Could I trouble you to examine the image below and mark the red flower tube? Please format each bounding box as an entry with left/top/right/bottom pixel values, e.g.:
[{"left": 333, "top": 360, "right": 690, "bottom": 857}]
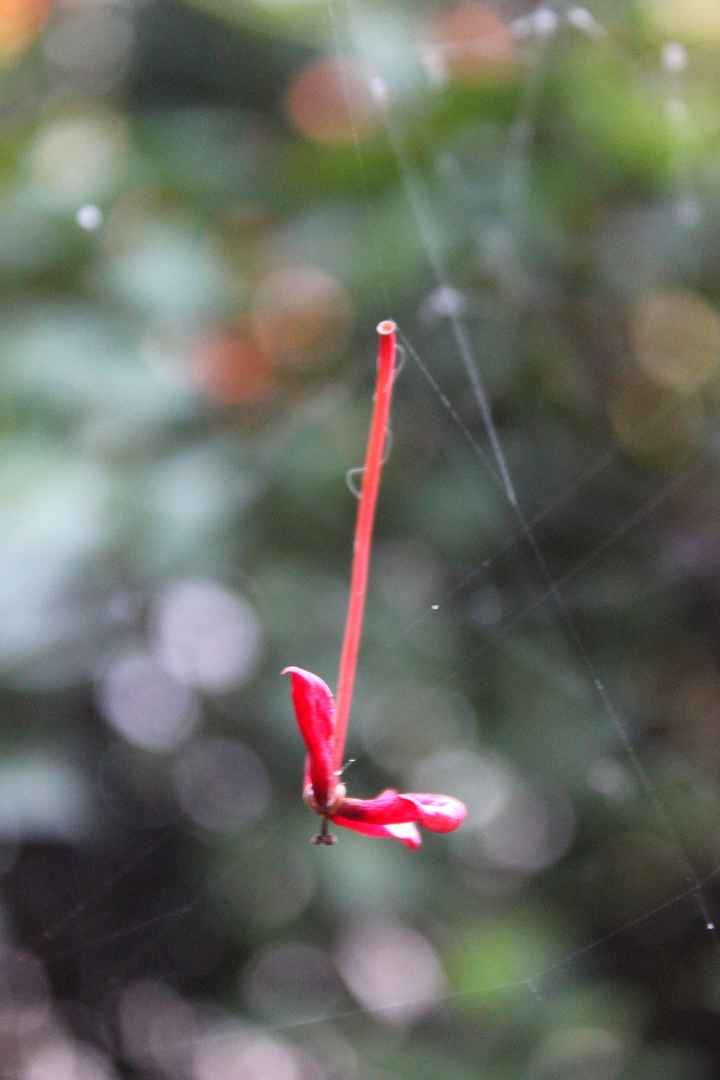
[
  {"left": 283, "top": 666, "right": 466, "bottom": 848},
  {"left": 284, "top": 322, "right": 466, "bottom": 848}
]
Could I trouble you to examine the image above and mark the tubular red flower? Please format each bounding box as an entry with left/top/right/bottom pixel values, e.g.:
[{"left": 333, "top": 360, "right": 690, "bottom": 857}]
[
  {"left": 283, "top": 667, "right": 466, "bottom": 847},
  {"left": 284, "top": 321, "right": 466, "bottom": 847}
]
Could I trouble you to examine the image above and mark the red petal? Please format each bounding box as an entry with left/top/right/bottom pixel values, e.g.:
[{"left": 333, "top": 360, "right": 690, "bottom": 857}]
[
  {"left": 335, "top": 789, "right": 466, "bottom": 834},
  {"left": 332, "top": 816, "right": 422, "bottom": 850},
  {"left": 333, "top": 789, "right": 417, "bottom": 824},
  {"left": 400, "top": 794, "right": 467, "bottom": 833},
  {"left": 283, "top": 667, "right": 335, "bottom": 807}
]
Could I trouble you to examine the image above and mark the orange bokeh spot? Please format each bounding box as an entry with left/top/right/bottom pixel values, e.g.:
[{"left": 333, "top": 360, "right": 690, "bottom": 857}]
[
  {"left": 192, "top": 331, "right": 278, "bottom": 407},
  {"left": 0, "top": 0, "right": 49, "bottom": 58},
  {"left": 422, "top": 2, "right": 515, "bottom": 85},
  {"left": 251, "top": 264, "right": 351, "bottom": 369},
  {"left": 631, "top": 289, "right": 720, "bottom": 393},
  {"left": 285, "top": 57, "right": 381, "bottom": 146}
]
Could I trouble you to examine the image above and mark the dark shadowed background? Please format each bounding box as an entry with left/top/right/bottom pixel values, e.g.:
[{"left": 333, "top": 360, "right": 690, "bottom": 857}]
[{"left": 2, "top": 0, "right": 720, "bottom": 1077}]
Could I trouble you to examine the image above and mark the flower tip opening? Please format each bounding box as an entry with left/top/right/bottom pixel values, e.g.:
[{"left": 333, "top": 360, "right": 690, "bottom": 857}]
[{"left": 376, "top": 319, "right": 396, "bottom": 336}]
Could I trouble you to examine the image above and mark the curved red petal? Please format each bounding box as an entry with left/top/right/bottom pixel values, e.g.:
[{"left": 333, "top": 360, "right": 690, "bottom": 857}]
[
  {"left": 332, "top": 815, "right": 422, "bottom": 850},
  {"left": 401, "top": 794, "right": 467, "bottom": 833},
  {"left": 333, "top": 789, "right": 417, "bottom": 824},
  {"left": 335, "top": 789, "right": 466, "bottom": 834},
  {"left": 283, "top": 667, "right": 335, "bottom": 806}
]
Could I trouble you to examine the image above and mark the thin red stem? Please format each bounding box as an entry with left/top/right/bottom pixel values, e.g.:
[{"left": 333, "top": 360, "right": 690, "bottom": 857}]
[{"left": 332, "top": 320, "right": 397, "bottom": 771}]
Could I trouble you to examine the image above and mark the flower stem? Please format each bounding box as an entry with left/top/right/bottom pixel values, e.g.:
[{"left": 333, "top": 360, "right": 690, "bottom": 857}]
[{"left": 332, "top": 320, "right": 397, "bottom": 772}]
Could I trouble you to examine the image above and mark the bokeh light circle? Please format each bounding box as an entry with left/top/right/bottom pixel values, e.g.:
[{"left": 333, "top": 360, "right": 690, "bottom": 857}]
[
  {"left": 421, "top": 2, "right": 515, "bottom": 85},
  {"left": 631, "top": 289, "right": 720, "bottom": 391},
  {"left": 153, "top": 580, "right": 262, "bottom": 693},
  {"left": 173, "top": 737, "right": 271, "bottom": 832},
  {"left": 96, "top": 649, "right": 200, "bottom": 752},
  {"left": 285, "top": 57, "right": 381, "bottom": 145},
  {"left": 192, "top": 331, "right": 277, "bottom": 406},
  {"left": 193, "top": 1021, "right": 299, "bottom": 1080},
  {"left": 337, "top": 921, "right": 445, "bottom": 1026},
  {"left": 250, "top": 263, "right": 351, "bottom": 369},
  {"left": 242, "top": 942, "right": 343, "bottom": 1022}
]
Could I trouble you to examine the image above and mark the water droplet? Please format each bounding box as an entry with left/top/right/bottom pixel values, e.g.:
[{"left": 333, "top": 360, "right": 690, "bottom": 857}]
[
  {"left": 534, "top": 7, "right": 558, "bottom": 37},
  {"left": 662, "top": 42, "right": 688, "bottom": 74},
  {"left": 369, "top": 76, "right": 388, "bottom": 105},
  {"left": 567, "top": 7, "right": 604, "bottom": 37},
  {"left": 76, "top": 204, "right": 102, "bottom": 230}
]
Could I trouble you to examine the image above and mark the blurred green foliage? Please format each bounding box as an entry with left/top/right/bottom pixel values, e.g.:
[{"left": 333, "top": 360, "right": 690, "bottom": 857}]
[{"left": 1, "top": 0, "right": 720, "bottom": 1077}]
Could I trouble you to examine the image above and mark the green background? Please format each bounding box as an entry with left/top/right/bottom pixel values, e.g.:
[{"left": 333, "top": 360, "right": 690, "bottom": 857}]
[{"left": 1, "top": 0, "right": 720, "bottom": 1077}]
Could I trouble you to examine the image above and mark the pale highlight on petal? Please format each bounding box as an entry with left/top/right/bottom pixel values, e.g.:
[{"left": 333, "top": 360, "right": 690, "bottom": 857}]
[
  {"left": 383, "top": 822, "right": 423, "bottom": 849},
  {"left": 332, "top": 816, "right": 422, "bottom": 850}
]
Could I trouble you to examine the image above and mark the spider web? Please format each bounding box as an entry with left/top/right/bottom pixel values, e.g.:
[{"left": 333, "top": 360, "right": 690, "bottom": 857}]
[
  {"left": 333, "top": 0, "right": 717, "bottom": 901},
  {"left": 246, "top": 0, "right": 720, "bottom": 1059},
  {"left": 6, "top": 3, "right": 720, "bottom": 1079}
]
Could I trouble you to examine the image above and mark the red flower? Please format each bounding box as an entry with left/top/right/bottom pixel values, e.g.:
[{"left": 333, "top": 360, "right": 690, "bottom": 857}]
[
  {"left": 284, "top": 666, "right": 466, "bottom": 849},
  {"left": 284, "top": 321, "right": 466, "bottom": 848}
]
